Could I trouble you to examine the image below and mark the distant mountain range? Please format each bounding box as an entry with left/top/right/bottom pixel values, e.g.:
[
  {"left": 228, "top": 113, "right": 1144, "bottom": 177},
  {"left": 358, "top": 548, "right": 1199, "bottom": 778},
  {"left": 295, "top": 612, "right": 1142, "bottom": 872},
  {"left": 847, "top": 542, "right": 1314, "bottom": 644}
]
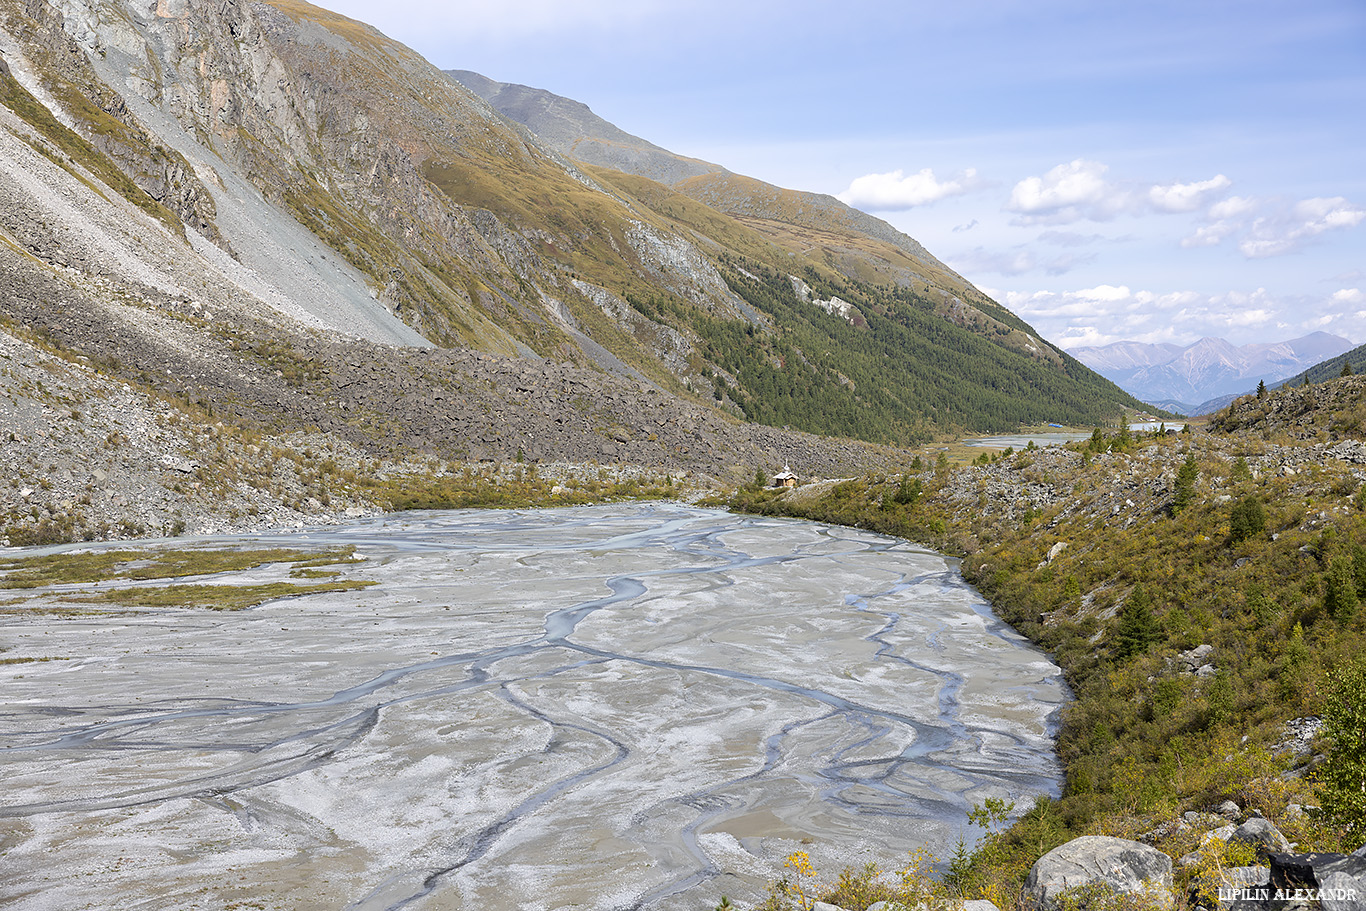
[{"left": 1069, "top": 332, "right": 1355, "bottom": 414}]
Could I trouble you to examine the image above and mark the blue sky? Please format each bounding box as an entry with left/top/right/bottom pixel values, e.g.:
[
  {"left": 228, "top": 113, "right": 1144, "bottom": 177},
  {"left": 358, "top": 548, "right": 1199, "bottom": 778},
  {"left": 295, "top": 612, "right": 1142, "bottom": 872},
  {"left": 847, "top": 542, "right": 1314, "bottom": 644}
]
[{"left": 322, "top": 0, "right": 1366, "bottom": 351}]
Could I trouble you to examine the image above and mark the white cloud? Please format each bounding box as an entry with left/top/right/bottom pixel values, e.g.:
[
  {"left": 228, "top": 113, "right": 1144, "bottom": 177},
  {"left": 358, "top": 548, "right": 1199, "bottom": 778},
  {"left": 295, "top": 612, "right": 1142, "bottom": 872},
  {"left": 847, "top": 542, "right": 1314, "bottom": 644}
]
[
  {"left": 1225, "top": 308, "right": 1276, "bottom": 327},
  {"left": 1006, "top": 159, "right": 1127, "bottom": 225},
  {"left": 1208, "top": 195, "right": 1258, "bottom": 220},
  {"left": 1078, "top": 284, "right": 1132, "bottom": 302},
  {"left": 1237, "top": 233, "right": 1298, "bottom": 259},
  {"left": 1333, "top": 288, "right": 1364, "bottom": 304},
  {"left": 1007, "top": 162, "right": 1236, "bottom": 225},
  {"left": 1148, "top": 175, "right": 1232, "bottom": 213},
  {"left": 1044, "top": 252, "right": 1097, "bottom": 275},
  {"left": 1295, "top": 196, "right": 1366, "bottom": 232},
  {"left": 949, "top": 247, "right": 1038, "bottom": 276},
  {"left": 838, "top": 167, "right": 981, "bottom": 210},
  {"left": 949, "top": 245, "right": 1095, "bottom": 278},
  {"left": 1190, "top": 195, "right": 1365, "bottom": 258},
  {"left": 1037, "top": 230, "right": 1108, "bottom": 247},
  {"left": 1181, "top": 222, "right": 1236, "bottom": 248},
  {"left": 996, "top": 285, "right": 1341, "bottom": 348}
]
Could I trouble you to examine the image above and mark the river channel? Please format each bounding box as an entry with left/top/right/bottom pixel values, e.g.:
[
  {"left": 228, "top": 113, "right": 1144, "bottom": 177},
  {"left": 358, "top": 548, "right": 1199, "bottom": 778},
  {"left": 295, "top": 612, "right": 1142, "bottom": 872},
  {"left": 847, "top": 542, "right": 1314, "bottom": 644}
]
[{"left": 0, "top": 504, "right": 1065, "bottom": 910}]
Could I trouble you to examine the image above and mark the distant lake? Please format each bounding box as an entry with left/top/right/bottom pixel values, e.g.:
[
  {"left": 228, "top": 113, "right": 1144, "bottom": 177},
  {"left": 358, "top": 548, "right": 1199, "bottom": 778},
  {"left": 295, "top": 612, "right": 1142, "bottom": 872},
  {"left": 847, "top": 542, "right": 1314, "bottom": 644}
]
[
  {"left": 965, "top": 421, "right": 1176, "bottom": 450},
  {"left": 0, "top": 505, "right": 1065, "bottom": 911},
  {"left": 962, "top": 430, "right": 1092, "bottom": 449}
]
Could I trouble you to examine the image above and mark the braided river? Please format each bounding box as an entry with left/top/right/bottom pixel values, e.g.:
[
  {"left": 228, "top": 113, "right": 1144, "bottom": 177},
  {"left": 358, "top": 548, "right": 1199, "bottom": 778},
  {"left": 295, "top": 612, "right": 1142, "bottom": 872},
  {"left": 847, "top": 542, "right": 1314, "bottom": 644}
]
[{"left": 0, "top": 504, "right": 1065, "bottom": 910}]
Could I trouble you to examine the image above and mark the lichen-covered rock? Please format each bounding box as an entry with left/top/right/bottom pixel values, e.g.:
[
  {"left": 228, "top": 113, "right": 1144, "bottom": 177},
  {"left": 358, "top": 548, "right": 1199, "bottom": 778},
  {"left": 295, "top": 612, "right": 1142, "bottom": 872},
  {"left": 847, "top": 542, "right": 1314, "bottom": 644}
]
[{"left": 1022, "top": 835, "right": 1173, "bottom": 910}]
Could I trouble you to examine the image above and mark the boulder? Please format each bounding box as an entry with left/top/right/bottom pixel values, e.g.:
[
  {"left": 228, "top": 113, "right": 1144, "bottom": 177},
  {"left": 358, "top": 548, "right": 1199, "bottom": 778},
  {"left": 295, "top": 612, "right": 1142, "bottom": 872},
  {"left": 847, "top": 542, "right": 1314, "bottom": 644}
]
[
  {"left": 963, "top": 901, "right": 1002, "bottom": 911},
  {"left": 1210, "top": 866, "right": 1271, "bottom": 911},
  {"left": 1319, "top": 871, "right": 1366, "bottom": 911},
  {"left": 1230, "top": 818, "right": 1292, "bottom": 858},
  {"left": 1023, "top": 835, "right": 1173, "bottom": 910},
  {"left": 1270, "top": 851, "right": 1366, "bottom": 908}
]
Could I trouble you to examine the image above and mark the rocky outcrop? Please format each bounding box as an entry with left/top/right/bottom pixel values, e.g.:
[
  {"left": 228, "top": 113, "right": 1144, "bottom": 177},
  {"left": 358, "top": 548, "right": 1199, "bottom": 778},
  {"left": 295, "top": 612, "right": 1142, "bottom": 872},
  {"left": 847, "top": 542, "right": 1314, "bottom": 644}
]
[
  {"left": 1022, "top": 835, "right": 1174, "bottom": 910},
  {"left": 1174, "top": 643, "right": 1217, "bottom": 678},
  {"left": 1261, "top": 851, "right": 1366, "bottom": 911}
]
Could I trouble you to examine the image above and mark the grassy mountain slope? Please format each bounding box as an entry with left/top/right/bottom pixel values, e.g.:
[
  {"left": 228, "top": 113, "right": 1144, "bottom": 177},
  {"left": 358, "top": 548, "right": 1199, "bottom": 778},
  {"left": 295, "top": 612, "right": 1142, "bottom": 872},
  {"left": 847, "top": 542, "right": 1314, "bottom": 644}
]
[{"left": 448, "top": 70, "right": 1146, "bottom": 440}]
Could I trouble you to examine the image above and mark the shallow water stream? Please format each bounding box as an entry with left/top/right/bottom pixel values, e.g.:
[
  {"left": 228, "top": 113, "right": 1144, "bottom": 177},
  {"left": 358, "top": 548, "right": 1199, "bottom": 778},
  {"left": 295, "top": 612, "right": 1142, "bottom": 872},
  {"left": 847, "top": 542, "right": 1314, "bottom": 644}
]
[{"left": 0, "top": 504, "right": 1064, "bottom": 910}]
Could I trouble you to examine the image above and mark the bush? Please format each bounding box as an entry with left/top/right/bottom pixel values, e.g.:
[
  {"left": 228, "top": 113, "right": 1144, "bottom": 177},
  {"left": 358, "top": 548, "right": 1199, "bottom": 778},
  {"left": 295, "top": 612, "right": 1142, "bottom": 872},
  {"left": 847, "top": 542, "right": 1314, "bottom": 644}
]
[
  {"left": 1229, "top": 495, "right": 1266, "bottom": 543},
  {"left": 1319, "top": 658, "right": 1366, "bottom": 843}
]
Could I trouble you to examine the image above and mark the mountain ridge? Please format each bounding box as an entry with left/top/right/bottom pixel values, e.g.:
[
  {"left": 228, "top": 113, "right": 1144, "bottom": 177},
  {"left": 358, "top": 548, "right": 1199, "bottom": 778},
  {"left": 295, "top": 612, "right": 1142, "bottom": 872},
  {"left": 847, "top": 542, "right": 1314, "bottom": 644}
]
[
  {"left": 446, "top": 70, "right": 969, "bottom": 292},
  {"left": 1070, "top": 331, "right": 1354, "bottom": 413}
]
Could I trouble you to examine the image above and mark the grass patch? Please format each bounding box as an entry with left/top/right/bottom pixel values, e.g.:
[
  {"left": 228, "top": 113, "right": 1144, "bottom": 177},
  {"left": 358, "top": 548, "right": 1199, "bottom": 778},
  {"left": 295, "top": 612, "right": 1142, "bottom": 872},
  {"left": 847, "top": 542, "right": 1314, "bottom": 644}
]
[
  {"left": 0, "top": 547, "right": 360, "bottom": 589},
  {"left": 0, "top": 70, "right": 182, "bottom": 234},
  {"left": 289, "top": 567, "right": 341, "bottom": 579},
  {"left": 72, "top": 580, "right": 376, "bottom": 611},
  {"left": 358, "top": 469, "right": 680, "bottom": 511}
]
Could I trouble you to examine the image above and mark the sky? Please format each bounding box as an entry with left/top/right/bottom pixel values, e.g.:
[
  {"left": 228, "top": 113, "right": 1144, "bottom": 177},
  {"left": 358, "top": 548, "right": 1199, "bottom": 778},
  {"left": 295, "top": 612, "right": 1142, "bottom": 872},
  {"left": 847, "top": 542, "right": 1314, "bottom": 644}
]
[{"left": 320, "top": 0, "right": 1366, "bottom": 352}]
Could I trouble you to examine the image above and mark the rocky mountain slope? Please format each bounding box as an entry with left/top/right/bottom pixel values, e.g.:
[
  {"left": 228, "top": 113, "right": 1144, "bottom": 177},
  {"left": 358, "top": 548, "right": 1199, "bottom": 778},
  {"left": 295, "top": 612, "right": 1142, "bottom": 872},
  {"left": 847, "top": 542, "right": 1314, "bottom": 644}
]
[
  {"left": 1, "top": 0, "right": 1137, "bottom": 543},
  {"left": 448, "top": 69, "right": 1035, "bottom": 341},
  {"left": 1071, "top": 331, "right": 1354, "bottom": 414}
]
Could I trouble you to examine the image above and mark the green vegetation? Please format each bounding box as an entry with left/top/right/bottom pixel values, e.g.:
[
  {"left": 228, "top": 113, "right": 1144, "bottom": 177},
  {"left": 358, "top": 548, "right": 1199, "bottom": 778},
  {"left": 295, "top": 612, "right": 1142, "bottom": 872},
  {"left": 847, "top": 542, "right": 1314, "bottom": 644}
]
[
  {"left": 72, "top": 579, "right": 374, "bottom": 610},
  {"left": 727, "top": 379, "right": 1366, "bottom": 904},
  {"left": 1283, "top": 342, "right": 1366, "bottom": 386},
  {"left": 1171, "top": 452, "right": 1198, "bottom": 515},
  {"left": 1320, "top": 658, "right": 1366, "bottom": 843},
  {"left": 756, "top": 849, "right": 947, "bottom": 911},
  {"left": 357, "top": 464, "right": 680, "bottom": 511},
  {"left": 628, "top": 259, "right": 1137, "bottom": 446},
  {"left": 0, "top": 545, "right": 375, "bottom": 612},
  {"left": 0, "top": 547, "right": 359, "bottom": 589}
]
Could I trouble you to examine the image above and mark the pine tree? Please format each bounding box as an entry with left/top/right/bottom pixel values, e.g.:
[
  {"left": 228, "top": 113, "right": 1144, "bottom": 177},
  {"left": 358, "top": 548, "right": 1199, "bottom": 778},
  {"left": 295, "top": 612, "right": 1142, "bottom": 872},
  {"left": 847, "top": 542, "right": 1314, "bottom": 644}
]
[{"left": 1257, "top": 379, "right": 1267, "bottom": 399}]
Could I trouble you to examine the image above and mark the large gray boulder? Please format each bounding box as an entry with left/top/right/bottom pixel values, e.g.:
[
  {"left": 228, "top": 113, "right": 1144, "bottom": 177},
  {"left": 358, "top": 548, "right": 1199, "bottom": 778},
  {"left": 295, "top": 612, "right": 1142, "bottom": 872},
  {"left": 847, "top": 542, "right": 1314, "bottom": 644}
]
[
  {"left": 1270, "top": 851, "right": 1366, "bottom": 911},
  {"left": 1230, "top": 818, "right": 1292, "bottom": 858},
  {"left": 1023, "top": 835, "right": 1174, "bottom": 910}
]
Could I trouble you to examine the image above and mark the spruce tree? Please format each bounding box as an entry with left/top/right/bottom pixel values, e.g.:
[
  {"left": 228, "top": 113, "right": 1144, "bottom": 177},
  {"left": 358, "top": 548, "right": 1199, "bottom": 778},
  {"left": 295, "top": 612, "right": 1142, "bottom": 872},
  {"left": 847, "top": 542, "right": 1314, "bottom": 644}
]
[
  {"left": 1115, "top": 584, "right": 1160, "bottom": 659},
  {"left": 1229, "top": 495, "right": 1266, "bottom": 542},
  {"left": 1172, "top": 453, "right": 1198, "bottom": 516}
]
